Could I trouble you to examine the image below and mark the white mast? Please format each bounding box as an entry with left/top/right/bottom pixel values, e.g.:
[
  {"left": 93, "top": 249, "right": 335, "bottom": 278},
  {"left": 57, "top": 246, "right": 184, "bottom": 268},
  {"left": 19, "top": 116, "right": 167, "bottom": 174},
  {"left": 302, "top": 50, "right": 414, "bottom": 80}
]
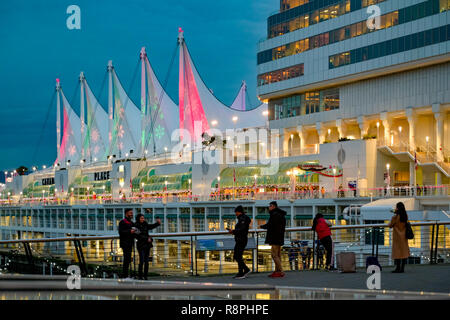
[
  {"left": 56, "top": 79, "right": 61, "bottom": 163},
  {"left": 79, "top": 71, "right": 85, "bottom": 161},
  {"left": 140, "top": 47, "right": 146, "bottom": 157},
  {"left": 107, "top": 60, "right": 113, "bottom": 157}
]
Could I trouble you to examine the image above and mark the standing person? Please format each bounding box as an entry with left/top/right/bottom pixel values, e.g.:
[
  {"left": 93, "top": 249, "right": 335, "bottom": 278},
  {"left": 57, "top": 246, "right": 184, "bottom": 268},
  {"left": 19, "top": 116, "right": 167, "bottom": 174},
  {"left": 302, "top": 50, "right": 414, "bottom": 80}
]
[
  {"left": 134, "top": 213, "right": 161, "bottom": 280},
  {"left": 312, "top": 213, "right": 335, "bottom": 271},
  {"left": 388, "top": 202, "right": 410, "bottom": 273},
  {"left": 262, "top": 201, "right": 286, "bottom": 278},
  {"left": 227, "top": 205, "right": 252, "bottom": 279},
  {"left": 118, "top": 208, "right": 136, "bottom": 279},
  {"left": 321, "top": 186, "right": 326, "bottom": 198}
]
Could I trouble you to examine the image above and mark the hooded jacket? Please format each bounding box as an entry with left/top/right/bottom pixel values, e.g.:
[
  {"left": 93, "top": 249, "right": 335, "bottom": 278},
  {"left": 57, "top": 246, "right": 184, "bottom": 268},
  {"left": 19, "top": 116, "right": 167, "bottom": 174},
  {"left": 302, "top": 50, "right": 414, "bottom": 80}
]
[
  {"left": 232, "top": 213, "right": 251, "bottom": 244},
  {"left": 261, "top": 207, "right": 287, "bottom": 245}
]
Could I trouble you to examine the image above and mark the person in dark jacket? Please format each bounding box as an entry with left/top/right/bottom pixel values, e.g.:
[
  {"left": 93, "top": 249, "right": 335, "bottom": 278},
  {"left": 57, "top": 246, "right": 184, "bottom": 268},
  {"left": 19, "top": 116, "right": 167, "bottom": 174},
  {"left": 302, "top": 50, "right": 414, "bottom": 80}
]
[
  {"left": 227, "top": 205, "right": 252, "bottom": 279},
  {"left": 118, "top": 208, "right": 136, "bottom": 279},
  {"left": 134, "top": 213, "right": 161, "bottom": 280},
  {"left": 261, "top": 201, "right": 286, "bottom": 277}
]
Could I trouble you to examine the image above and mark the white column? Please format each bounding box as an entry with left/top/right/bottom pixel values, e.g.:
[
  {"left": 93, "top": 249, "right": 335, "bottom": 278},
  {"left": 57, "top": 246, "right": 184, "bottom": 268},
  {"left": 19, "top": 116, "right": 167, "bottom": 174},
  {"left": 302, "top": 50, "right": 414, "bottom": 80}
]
[
  {"left": 297, "top": 126, "right": 305, "bottom": 154},
  {"left": 380, "top": 112, "right": 390, "bottom": 146},
  {"left": 434, "top": 111, "right": 444, "bottom": 162},
  {"left": 204, "top": 251, "right": 209, "bottom": 273},
  {"left": 316, "top": 122, "right": 326, "bottom": 144},
  {"left": 335, "top": 119, "right": 343, "bottom": 140},
  {"left": 281, "top": 131, "right": 288, "bottom": 157},
  {"left": 219, "top": 251, "right": 224, "bottom": 274},
  {"left": 406, "top": 107, "right": 415, "bottom": 152},
  {"left": 357, "top": 115, "right": 368, "bottom": 138}
]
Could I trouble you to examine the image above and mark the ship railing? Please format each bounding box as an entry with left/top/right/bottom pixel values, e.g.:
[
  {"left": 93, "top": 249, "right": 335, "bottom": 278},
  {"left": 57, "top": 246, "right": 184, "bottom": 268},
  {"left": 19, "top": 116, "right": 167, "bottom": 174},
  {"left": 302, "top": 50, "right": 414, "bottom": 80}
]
[{"left": 0, "top": 221, "right": 448, "bottom": 277}]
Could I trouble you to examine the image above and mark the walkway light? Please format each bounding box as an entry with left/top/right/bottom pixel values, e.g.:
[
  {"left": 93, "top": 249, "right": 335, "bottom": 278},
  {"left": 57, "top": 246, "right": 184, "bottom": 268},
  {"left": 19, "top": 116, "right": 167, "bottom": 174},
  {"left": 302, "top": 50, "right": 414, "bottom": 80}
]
[
  {"left": 217, "top": 176, "right": 220, "bottom": 182},
  {"left": 386, "top": 163, "right": 390, "bottom": 170},
  {"left": 328, "top": 128, "right": 331, "bottom": 135},
  {"left": 398, "top": 126, "right": 402, "bottom": 134},
  {"left": 425, "top": 136, "right": 429, "bottom": 142},
  {"left": 232, "top": 116, "right": 238, "bottom": 122},
  {"left": 376, "top": 122, "right": 380, "bottom": 128},
  {"left": 43, "top": 165, "right": 46, "bottom": 169},
  {"left": 211, "top": 120, "right": 218, "bottom": 126}
]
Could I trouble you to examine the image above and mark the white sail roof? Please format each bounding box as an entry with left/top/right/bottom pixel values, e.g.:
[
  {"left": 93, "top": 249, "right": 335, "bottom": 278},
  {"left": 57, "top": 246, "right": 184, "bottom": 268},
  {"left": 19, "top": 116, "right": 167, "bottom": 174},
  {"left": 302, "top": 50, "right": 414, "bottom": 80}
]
[
  {"left": 181, "top": 41, "right": 268, "bottom": 132},
  {"left": 58, "top": 89, "right": 82, "bottom": 165}
]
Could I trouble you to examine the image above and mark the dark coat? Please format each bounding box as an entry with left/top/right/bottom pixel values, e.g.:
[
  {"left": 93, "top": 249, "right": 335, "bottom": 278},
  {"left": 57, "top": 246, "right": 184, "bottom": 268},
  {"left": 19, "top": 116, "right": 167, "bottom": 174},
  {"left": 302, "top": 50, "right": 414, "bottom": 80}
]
[
  {"left": 232, "top": 213, "right": 251, "bottom": 244},
  {"left": 261, "top": 207, "right": 286, "bottom": 245},
  {"left": 118, "top": 218, "right": 135, "bottom": 249},
  {"left": 134, "top": 221, "right": 161, "bottom": 250}
]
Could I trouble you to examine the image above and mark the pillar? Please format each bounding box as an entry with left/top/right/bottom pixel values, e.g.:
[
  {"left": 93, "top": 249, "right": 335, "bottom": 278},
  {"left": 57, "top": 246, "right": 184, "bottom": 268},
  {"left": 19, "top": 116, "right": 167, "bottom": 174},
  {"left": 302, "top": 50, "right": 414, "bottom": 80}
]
[
  {"left": 357, "top": 116, "right": 368, "bottom": 138},
  {"left": 406, "top": 107, "right": 415, "bottom": 152},
  {"left": 204, "top": 251, "right": 209, "bottom": 273},
  {"left": 316, "top": 122, "right": 326, "bottom": 144},
  {"left": 152, "top": 244, "right": 157, "bottom": 266},
  {"left": 281, "top": 131, "right": 289, "bottom": 157},
  {"left": 409, "top": 162, "right": 415, "bottom": 190},
  {"left": 163, "top": 240, "right": 169, "bottom": 268},
  {"left": 433, "top": 107, "right": 443, "bottom": 162},
  {"left": 219, "top": 251, "right": 224, "bottom": 274},
  {"left": 297, "top": 125, "right": 305, "bottom": 154},
  {"left": 177, "top": 240, "right": 182, "bottom": 268},
  {"left": 380, "top": 112, "right": 390, "bottom": 146},
  {"left": 335, "top": 119, "right": 343, "bottom": 140}
]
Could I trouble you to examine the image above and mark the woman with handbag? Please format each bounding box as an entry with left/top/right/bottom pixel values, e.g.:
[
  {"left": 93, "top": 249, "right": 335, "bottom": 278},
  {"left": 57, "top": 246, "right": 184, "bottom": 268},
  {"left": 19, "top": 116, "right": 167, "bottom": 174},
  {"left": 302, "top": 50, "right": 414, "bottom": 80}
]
[
  {"left": 134, "top": 213, "right": 161, "bottom": 280},
  {"left": 388, "top": 202, "right": 411, "bottom": 273}
]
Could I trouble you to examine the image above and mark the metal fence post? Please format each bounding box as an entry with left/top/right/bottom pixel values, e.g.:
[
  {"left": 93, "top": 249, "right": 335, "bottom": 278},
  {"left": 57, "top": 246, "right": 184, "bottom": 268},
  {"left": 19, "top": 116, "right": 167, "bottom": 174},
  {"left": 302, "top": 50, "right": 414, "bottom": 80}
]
[
  {"left": 430, "top": 224, "right": 435, "bottom": 264},
  {"left": 312, "top": 231, "right": 316, "bottom": 270},
  {"left": 434, "top": 224, "right": 440, "bottom": 264},
  {"left": 190, "top": 235, "right": 194, "bottom": 276}
]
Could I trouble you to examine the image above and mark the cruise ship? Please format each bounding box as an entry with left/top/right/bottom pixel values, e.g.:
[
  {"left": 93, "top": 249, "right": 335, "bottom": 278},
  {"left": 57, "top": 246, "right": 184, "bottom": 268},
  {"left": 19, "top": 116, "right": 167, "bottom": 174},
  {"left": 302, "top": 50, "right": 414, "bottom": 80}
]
[{"left": 1, "top": 1, "right": 449, "bottom": 273}]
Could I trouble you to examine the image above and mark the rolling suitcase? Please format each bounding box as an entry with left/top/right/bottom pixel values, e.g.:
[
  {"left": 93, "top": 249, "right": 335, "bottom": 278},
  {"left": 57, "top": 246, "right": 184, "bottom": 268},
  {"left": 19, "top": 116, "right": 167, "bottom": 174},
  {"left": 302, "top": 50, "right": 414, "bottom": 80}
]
[
  {"left": 336, "top": 252, "right": 356, "bottom": 273},
  {"left": 366, "top": 227, "right": 382, "bottom": 271}
]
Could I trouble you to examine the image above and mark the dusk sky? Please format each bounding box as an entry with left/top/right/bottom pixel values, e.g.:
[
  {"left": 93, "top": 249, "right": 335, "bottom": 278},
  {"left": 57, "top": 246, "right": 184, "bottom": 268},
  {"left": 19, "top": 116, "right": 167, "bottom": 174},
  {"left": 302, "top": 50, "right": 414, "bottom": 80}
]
[{"left": 0, "top": 0, "right": 276, "bottom": 178}]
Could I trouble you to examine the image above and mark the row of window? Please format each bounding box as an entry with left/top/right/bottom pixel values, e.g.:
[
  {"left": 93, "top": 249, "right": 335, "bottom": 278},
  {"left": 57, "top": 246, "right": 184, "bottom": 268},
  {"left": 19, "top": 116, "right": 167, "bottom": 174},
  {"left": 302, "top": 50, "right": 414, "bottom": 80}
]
[
  {"left": 280, "top": 0, "right": 310, "bottom": 12},
  {"left": 329, "top": 24, "right": 450, "bottom": 69},
  {"left": 257, "top": 63, "right": 304, "bottom": 87},
  {"left": 268, "top": 88, "right": 339, "bottom": 120},
  {"left": 259, "top": 0, "right": 450, "bottom": 65},
  {"left": 268, "top": 0, "right": 385, "bottom": 39}
]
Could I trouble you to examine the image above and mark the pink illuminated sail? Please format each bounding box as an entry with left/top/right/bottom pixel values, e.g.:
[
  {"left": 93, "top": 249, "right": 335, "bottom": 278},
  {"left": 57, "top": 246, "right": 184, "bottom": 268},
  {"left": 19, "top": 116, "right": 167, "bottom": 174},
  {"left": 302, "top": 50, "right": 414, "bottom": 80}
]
[{"left": 179, "top": 31, "right": 210, "bottom": 142}]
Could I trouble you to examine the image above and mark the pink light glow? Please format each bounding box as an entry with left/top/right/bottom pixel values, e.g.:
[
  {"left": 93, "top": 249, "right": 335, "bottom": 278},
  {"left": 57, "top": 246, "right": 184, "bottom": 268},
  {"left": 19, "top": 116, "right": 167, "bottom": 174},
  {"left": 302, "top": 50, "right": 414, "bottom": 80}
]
[
  {"left": 56, "top": 78, "right": 60, "bottom": 83},
  {"left": 178, "top": 27, "right": 183, "bottom": 33}
]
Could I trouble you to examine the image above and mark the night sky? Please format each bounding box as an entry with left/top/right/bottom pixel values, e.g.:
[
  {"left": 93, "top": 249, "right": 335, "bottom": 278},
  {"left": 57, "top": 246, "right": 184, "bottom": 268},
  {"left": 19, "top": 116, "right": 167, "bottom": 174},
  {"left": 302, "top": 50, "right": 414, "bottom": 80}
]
[{"left": 0, "top": 0, "right": 275, "bottom": 178}]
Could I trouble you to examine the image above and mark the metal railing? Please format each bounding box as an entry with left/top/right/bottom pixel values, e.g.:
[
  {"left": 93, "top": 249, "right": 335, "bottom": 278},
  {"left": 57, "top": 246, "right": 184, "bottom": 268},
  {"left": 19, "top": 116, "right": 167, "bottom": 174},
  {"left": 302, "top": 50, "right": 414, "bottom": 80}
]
[
  {"left": 0, "top": 221, "right": 448, "bottom": 278},
  {"left": 2, "top": 185, "right": 449, "bottom": 207}
]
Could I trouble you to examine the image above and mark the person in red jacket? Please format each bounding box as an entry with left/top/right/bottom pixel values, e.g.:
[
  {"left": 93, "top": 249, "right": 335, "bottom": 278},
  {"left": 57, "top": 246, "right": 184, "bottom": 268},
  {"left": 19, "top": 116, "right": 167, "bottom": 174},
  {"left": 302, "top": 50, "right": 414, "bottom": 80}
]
[{"left": 312, "top": 213, "right": 335, "bottom": 271}]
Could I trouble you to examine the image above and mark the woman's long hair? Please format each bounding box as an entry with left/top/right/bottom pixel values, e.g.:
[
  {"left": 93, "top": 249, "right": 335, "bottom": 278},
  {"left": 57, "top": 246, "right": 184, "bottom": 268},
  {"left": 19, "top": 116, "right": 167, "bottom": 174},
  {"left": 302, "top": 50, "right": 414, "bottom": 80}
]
[
  {"left": 135, "top": 213, "right": 144, "bottom": 224},
  {"left": 312, "top": 213, "right": 324, "bottom": 231},
  {"left": 396, "top": 202, "right": 408, "bottom": 223}
]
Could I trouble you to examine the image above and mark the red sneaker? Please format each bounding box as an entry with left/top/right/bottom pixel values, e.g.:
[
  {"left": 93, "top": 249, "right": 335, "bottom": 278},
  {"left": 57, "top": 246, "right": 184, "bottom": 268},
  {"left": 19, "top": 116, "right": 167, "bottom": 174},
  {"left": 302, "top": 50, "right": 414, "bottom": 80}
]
[{"left": 270, "top": 272, "right": 284, "bottom": 278}]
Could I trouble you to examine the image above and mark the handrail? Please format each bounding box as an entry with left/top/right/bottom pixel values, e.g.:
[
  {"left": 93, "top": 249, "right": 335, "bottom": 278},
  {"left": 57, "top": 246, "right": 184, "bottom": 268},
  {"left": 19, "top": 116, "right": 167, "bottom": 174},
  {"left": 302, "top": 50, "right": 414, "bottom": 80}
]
[{"left": 1, "top": 221, "right": 448, "bottom": 245}]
